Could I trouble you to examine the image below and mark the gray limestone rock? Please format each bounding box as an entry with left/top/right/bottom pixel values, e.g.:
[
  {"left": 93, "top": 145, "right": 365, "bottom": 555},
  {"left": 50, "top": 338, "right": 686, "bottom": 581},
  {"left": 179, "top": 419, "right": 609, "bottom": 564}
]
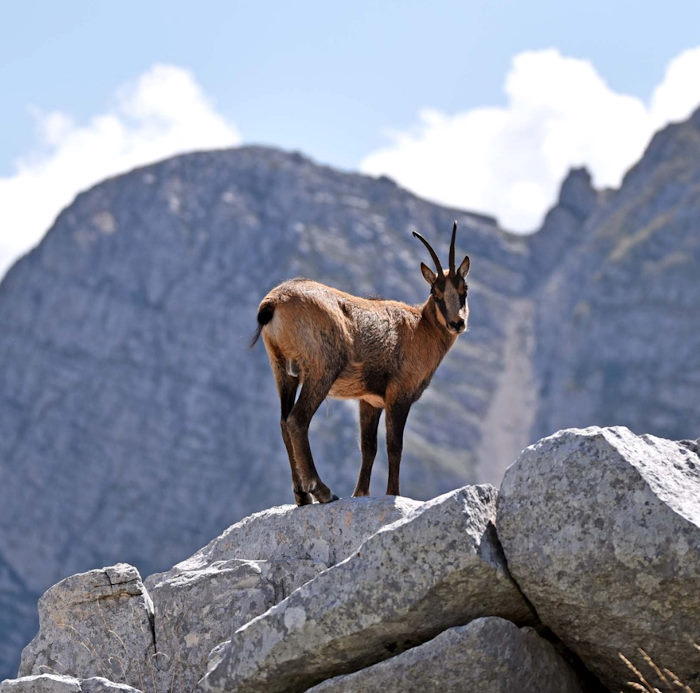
[
  {"left": 497, "top": 426, "right": 700, "bottom": 691},
  {"left": 80, "top": 680, "right": 142, "bottom": 693},
  {"left": 198, "top": 485, "right": 535, "bottom": 693},
  {"left": 146, "top": 496, "right": 421, "bottom": 692},
  {"left": 18, "top": 565, "right": 155, "bottom": 692},
  {"left": 530, "top": 112, "right": 700, "bottom": 446},
  {"left": 146, "top": 495, "right": 423, "bottom": 579},
  {"left": 0, "top": 675, "right": 140, "bottom": 693},
  {"left": 307, "top": 617, "right": 586, "bottom": 693},
  {"left": 148, "top": 558, "right": 322, "bottom": 693},
  {"left": 0, "top": 675, "right": 82, "bottom": 693}
]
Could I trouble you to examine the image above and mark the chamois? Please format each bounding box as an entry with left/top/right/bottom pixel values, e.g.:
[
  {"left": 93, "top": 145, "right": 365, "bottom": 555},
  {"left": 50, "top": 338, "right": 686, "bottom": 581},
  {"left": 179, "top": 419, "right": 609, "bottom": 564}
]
[{"left": 251, "top": 222, "right": 470, "bottom": 505}]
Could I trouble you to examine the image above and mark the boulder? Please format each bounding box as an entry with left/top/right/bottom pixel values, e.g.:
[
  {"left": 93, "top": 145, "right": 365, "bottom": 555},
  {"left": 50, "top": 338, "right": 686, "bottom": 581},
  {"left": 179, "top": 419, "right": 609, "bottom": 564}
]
[
  {"left": 0, "top": 674, "right": 140, "bottom": 692},
  {"left": 148, "top": 559, "right": 322, "bottom": 693},
  {"left": 198, "top": 485, "right": 535, "bottom": 693},
  {"left": 81, "top": 680, "right": 141, "bottom": 693},
  {"left": 146, "top": 496, "right": 420, "bottom": 692},
  {"left": 497, "top": 426, "right": 700, "bottom": 691},
  {"left": 146, "top": 495, "right": 423, "bottom": 578},
  {"left": 307, "top": 617, "right": 586, "bottom": 693},
  {"left": 0, "top": 675, "right": 81, "bottom": 693},
  {"left": 18, "top": 565, "right": 154, "bottom": 692}
]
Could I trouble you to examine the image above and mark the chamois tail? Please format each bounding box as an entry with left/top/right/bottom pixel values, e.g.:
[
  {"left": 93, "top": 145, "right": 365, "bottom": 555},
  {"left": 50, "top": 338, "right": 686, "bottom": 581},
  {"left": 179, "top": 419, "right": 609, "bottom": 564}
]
[{"left": 249, "top": 300, "right": 275, "bottom": 348}]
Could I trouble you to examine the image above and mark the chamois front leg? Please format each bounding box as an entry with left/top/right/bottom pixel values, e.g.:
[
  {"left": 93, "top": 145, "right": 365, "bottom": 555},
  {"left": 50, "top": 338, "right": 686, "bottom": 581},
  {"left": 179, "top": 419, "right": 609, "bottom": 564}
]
[
  {"left": 352, "top": 400, "right": 382, "bottom": 497},
  {"left": 286, "top": 371, "right": 340, "bottom": 504},
  {"left": 385, "top": 399, "right": 412, "bottom": 496}
]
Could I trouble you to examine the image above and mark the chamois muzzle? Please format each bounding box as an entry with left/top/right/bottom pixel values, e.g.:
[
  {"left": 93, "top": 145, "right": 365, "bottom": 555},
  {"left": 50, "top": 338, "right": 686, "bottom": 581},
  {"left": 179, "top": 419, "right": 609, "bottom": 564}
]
[{"left": 449, "top": 318, "right": 466, "bottom": 334}]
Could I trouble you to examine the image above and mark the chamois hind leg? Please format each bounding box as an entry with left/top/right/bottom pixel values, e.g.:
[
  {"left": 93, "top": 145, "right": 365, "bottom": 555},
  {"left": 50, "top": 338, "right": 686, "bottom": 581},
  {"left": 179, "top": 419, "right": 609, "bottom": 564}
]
[
  {"left": 352, "top": 400, "right": 382, "bottom": 497},
  {"left": 272, "top": 360, "right": 312, "bottom": 506},
  {"left": 286, "top": 370, "right": 340, "bottom": 504},
  {"left": 385, "top": 399, "right": 412, "bottom": 496}
]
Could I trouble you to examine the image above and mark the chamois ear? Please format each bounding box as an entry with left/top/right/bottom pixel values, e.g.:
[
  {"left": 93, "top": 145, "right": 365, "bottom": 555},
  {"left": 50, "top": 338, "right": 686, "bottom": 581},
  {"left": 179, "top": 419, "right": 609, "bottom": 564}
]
[
  {"left": 421, "top": 262, "right": 437, "bottom": 285},
  {"left": 457, "top": 255, "right": 470, "bottom": 278}
]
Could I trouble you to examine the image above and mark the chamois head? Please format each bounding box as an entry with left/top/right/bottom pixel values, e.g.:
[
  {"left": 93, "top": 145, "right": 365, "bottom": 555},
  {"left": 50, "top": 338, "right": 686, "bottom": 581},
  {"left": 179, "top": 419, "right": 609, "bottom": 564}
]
[{"left": 413, "top": 221, "right": 470, "bottom": 335}]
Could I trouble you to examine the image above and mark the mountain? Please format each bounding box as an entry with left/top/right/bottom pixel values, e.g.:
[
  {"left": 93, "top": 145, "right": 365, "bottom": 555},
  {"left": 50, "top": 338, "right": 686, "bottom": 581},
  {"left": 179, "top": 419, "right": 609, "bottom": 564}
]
[
  {"left": 531, "top": 111, "right": 700, "bottom": 441},
  {"left": 1, "top": 109, "right": 699, "bottom": 678}
]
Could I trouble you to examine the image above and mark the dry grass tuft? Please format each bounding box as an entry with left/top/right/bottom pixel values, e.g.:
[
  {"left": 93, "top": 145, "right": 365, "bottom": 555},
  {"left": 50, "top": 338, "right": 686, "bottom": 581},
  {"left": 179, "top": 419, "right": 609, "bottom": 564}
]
[{"left": 620, "top": 646, "right": 698, "bottom": 693}]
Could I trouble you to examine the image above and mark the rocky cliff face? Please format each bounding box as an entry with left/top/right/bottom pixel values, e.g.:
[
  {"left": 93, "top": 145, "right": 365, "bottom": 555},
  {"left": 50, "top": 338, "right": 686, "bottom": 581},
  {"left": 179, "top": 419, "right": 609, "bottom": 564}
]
[
  {"left": 1, "top": 109, "right": 700, "bottom": 678},
  {"left": 531, "top": 111, "right": 700, "bottom": 441}
]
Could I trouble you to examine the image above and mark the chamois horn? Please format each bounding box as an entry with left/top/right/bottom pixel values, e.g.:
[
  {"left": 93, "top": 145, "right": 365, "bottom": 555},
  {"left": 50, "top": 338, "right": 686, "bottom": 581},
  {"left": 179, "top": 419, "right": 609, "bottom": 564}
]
[
  {"left": 449, "top": 221, "right": 457, "bottom": 275},
  {"left": 412, "top": 231, "right": 443, "bottom": 276}
]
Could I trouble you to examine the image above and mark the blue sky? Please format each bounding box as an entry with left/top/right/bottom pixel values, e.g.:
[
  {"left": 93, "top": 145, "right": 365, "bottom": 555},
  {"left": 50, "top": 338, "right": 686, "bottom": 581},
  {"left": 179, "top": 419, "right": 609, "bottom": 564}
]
[{"left": 2, "top": 1, "right": 700, "bottom": 275}]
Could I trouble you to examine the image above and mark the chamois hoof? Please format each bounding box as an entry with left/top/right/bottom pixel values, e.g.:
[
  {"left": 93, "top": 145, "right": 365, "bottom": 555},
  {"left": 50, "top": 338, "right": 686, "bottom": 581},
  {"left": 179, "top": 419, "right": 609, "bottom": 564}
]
[
  {"left": 293, "top": 489, "right": 313, "bottom": 506},
  {"left": 311, "top": 485, "right": 338, "bottom": 504}
]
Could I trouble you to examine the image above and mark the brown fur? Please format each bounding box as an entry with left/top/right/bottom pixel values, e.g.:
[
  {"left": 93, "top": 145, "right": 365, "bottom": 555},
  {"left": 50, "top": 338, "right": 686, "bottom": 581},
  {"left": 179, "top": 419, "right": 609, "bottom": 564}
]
[{"left": 254, "top": 226, "right": 470, "bottom": 504}]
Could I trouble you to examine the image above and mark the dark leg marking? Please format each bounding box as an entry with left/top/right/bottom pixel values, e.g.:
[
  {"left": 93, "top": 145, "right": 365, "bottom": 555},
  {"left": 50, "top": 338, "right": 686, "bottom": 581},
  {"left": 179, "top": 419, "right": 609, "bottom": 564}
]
[
  {"left": 286, "top": 369, "right": 342, "bottom": 504},
  {"left": 273, "top": 360, "right": 311, "bottom": 506},
  {"left": 353, "top": 400, "right": 382, "bottom": 497},
  {"left": 385, "top": 400, "right": 412, "bottom": 496}
]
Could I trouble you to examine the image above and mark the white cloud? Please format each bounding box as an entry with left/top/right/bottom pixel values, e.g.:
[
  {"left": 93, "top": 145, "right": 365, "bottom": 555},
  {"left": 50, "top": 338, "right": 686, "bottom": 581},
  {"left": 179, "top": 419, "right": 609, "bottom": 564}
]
[
  {"left": 650, "top": 46, "right": 700, "bottom": 127},
  {"left": 0, "top": 64, "right": 240, "bottom": 278},
  {"left": 360, "top": 47, "right": 700, "bottom": 232}
]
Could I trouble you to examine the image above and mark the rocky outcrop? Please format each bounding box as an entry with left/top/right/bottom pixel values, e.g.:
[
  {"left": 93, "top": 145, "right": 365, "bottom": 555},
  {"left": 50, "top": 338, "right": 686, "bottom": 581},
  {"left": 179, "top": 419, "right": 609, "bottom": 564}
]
[
  {"left": 530, "top": 113, "right": 700, "bottom": 445},
  {"left": 199, "top": 485, "right": 534, "bottom": 692},
  {"left": 307, "top": 617, "right": 586, "bottom": 693},
  {"left": 145, "top": 497, "right": 421, "bottom": 692},
  {"left": 527, "top": 167, "right": 600, "bottom": 286},
  {"left": 8, "top": 497, "right": 426, "bottom": 693},
  {"left": 148, "top": 495, "right": 422, "bottom": 576},
  {"left": 3, "top": 430, "right": 699, "bottom": 692},
  {"left": 498, "top": 426, "right": 700, "bottom": 691},
  {"left": 18, "top": 565, "right": 154, "bottom": 691},
  {"left": 7, "top": 485, "right": 548, "bottom": 693},
  {"left": 0, "top": 674, "right": 140, "bottom": 692}
]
